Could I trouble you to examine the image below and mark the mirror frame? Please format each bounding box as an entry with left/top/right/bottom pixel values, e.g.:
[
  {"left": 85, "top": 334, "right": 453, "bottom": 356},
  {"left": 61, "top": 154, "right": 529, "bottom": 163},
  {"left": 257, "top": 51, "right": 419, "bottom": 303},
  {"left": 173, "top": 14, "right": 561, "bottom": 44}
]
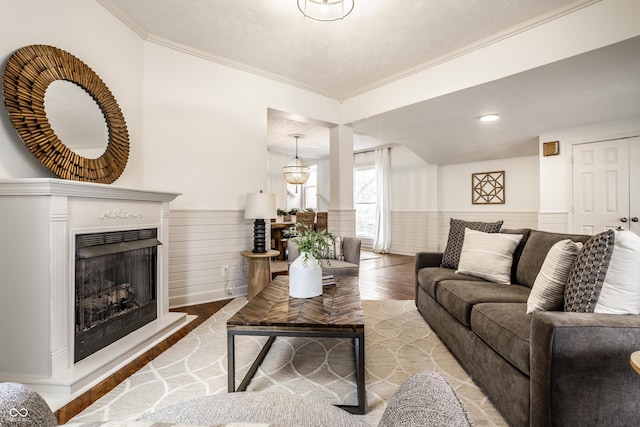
[{"left": 2, "top": 45, "right": 129, "bottom": 184}]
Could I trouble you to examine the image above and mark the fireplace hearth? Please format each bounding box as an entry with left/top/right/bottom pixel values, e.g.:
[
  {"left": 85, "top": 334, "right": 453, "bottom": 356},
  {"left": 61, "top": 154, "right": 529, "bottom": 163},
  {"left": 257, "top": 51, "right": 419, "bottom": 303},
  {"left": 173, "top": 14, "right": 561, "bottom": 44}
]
[{"left": 75, "top": 228, "right": 160, "bottom": 362}]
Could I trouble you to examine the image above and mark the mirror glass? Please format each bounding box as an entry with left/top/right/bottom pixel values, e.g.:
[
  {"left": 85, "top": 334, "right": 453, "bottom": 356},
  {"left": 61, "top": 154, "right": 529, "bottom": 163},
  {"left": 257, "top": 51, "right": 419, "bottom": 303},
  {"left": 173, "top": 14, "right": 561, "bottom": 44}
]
[{"left": 44, "top": 80, "right": 109, "bottom": 159}]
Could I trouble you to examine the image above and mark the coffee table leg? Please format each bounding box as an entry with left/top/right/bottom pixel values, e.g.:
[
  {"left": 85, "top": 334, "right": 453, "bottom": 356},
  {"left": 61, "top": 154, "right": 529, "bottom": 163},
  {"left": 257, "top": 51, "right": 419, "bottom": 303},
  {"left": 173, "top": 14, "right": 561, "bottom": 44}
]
[
  {"left": 355, "top": 332, "right": 366, "bottom": 414},
  {"left": 227, "top": 331, "right": 235, "bottom": 392}
]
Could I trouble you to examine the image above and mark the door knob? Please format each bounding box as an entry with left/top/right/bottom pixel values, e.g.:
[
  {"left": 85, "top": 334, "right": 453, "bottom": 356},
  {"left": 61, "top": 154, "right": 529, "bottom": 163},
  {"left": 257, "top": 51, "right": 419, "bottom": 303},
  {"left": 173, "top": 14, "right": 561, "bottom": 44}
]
[
  {"left": 621, "top": 217, "right": 628, "bottom": 222},
  {"left": 632, "top": 217, "right": 639, "bottom": 223}
]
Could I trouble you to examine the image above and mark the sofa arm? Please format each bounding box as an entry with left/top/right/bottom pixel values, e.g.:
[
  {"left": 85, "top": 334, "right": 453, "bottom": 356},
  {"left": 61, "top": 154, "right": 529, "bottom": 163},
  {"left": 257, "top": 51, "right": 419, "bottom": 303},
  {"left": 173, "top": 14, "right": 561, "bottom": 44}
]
[
  {"left": 414, "top": 252, "right": 442, "bottom": 277},
  {"left": 530, "top": 312, "right": 640, "bottom": 427}
]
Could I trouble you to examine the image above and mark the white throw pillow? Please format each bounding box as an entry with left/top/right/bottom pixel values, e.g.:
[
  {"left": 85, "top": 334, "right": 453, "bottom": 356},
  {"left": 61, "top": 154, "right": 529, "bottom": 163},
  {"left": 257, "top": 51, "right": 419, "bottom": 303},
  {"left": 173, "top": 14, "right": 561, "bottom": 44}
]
[
  {"left": 323, "top": 236, "right": 343, "bottom": 260},
  {"left": 565, "top": 230, "right": 640, "bottom": 314},
  {"left": 527, "top": 239, "right": 583, "bottom": 314},
  {"left": 456, "top": 228, "right": 523, "bottom": 284}
]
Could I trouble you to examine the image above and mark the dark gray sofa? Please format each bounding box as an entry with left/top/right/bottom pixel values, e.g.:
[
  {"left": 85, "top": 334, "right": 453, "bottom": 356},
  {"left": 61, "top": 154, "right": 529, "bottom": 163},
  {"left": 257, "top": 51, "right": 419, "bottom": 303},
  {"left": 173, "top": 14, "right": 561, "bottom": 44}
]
[{"left": 415, "top": 229, "right": 640, "bottom": 427}]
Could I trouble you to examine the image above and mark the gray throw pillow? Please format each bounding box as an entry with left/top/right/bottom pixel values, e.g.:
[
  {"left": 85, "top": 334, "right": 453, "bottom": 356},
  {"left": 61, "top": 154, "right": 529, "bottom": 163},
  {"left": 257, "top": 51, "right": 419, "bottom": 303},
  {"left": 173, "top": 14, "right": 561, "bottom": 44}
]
[
  {"left": 441, "top": 218, "right": 503, "bottom": 269},
  {"left": 564, "top": 230, "right": 615, "bottom": 312},
  {"left": 565, "top": 229, "right": 640, "bottom": 314}
]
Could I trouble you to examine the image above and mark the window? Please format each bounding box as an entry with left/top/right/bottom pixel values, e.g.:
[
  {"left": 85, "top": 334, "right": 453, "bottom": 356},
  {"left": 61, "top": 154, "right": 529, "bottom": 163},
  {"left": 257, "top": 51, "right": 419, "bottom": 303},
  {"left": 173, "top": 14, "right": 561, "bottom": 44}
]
[
  {"left": 305, "top": 165, "right": 318, "bottom": 210},
  {"left": 354, "top": 166, "right": 376, "bottom": 238}
]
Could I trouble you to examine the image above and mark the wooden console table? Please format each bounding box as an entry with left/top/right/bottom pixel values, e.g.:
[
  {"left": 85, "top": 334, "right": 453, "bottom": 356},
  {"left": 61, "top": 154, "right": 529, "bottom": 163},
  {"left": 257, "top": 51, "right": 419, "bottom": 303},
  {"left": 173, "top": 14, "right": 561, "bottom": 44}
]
[
  {"left": 270, "top": 222, "right": 293, "bottom": 261},
  {"left": 241, "top": 250, "right": 279, "bottom": 300}
]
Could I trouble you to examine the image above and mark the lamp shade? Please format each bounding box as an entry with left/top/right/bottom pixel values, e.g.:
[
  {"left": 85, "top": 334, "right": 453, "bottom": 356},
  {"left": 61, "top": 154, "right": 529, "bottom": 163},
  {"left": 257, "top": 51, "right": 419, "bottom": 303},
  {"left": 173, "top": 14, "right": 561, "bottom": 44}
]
[{"left": 245, "top": 192, "right": 276, "bottom": 219}]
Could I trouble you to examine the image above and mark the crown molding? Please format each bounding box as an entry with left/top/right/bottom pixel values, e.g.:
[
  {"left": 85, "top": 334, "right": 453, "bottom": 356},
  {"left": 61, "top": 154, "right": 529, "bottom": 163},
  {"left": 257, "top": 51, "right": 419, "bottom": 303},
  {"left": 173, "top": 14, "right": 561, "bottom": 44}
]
[{"left": 98, "top": 0, "right": 601, "bottom": 102}]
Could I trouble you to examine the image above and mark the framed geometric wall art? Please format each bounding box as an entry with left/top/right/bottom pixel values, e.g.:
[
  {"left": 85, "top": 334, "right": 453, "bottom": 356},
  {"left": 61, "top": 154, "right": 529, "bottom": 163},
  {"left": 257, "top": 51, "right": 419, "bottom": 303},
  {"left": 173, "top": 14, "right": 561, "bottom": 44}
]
[{"left": 472, "top": 170, "right": 505, "bottom": 205}]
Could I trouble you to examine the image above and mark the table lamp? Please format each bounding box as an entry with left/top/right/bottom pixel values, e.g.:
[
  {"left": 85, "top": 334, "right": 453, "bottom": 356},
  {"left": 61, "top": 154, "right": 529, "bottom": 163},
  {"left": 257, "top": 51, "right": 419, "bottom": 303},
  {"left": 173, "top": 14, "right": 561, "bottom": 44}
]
[{"left": 245, "top": 191, "right": 276, "bottom": 253}]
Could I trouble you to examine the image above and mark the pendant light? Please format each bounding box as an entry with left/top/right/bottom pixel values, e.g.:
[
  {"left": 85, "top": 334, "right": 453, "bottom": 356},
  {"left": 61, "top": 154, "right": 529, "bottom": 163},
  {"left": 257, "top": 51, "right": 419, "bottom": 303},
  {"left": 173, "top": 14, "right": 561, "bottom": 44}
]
[{"left": 282, "top": 134, "right": 310, "bottom": 186}]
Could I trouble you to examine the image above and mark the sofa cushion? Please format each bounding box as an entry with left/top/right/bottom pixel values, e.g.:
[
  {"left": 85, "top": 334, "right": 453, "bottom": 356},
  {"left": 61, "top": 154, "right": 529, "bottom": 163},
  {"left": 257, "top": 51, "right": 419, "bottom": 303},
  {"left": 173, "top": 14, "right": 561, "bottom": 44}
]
[
  {"left": 456, "top": 229, "right": 523, "bottom": 284},
  {"left": 436, "top": 280, "right": 530, "bottom": 326},
  {"left": 416, "top": 267, "right": 481, "bottom": 299},
  {"left": 527, "top": 239, "right": 583, "bottom": 313},
  {"left": 501, "top": 228, "right": 532, "bottom": 283},
  {"left": 441, "top": 218, "right": 503, "bottom": 269},
  {"left": 471, "top": 303, "right": 531, "bottom": 375},
  {"left": 516, "top": 230, "right": 591, "bottom": 288},
  {"left": 320, "top": 259, "right": 358, "bottom": 277},
  {"left": 565, "top": 230, "right": 640, "bottom": 314}
]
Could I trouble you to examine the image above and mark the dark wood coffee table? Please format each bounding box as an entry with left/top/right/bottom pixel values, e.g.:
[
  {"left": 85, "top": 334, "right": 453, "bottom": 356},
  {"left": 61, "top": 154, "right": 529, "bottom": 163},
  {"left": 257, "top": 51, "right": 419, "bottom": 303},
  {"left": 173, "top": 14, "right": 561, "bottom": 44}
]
[{"left": 227, "top": 275, "right": 366, "bottom": 414}]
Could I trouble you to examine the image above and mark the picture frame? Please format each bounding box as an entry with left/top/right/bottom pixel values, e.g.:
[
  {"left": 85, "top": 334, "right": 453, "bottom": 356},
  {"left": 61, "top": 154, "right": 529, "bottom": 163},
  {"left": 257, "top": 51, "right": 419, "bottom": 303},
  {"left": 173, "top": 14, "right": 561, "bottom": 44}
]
[
  {"left": 472, "top": 170, "right": 505, "bottom": 205},
  {"left": 543, "top": 141, "right": 560, "bottom": 157}
]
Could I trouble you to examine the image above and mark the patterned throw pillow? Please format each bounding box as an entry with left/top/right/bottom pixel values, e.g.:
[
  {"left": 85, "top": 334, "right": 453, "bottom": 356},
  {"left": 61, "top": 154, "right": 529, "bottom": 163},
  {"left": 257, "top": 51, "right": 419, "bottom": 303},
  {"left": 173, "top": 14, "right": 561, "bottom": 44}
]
[
  {"left": 564, "top": 230, "right": 640, "bottom": 314},
  {"left": 441, "top": 218, "right": 503, "bottom": 269},
  {"left": 527, "top": 239, "right": 583, "bottom": 313},
  {"left": 455, "top": 228, "right": 522, "bottom": 284},
  {"left": 321, "top": 236, "right": 343, "bottom": 260}
]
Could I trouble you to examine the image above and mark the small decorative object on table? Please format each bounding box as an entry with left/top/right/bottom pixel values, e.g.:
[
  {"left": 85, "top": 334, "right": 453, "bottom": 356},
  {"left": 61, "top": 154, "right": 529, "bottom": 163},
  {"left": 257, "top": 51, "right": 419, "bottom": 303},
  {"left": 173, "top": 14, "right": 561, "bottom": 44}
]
[{"left": 285, "top": 223, "right": 335, "bottom": 298}]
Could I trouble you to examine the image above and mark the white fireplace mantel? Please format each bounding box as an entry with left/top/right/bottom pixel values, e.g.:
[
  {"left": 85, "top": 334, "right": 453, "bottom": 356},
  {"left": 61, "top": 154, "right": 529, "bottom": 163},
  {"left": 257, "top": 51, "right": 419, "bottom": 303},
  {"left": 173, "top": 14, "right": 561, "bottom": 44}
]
[{"left": 0, "top": 179, "right": 191, "bottom": 409}]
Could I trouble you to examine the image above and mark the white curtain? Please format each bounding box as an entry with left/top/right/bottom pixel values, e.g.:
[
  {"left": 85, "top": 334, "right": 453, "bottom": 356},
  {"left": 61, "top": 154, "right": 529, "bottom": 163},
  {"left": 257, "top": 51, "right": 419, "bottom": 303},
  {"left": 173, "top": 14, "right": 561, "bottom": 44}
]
[{"left": 373, "top": 148, "right": 391, "bottom": 253}]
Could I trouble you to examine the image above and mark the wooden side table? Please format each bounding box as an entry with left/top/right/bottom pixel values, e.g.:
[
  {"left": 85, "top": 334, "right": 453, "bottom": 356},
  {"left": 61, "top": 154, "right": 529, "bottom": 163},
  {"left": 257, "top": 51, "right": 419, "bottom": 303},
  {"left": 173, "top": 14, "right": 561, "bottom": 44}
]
[{"left": 241, "top": 250, "right": 279, "bottom": 301}]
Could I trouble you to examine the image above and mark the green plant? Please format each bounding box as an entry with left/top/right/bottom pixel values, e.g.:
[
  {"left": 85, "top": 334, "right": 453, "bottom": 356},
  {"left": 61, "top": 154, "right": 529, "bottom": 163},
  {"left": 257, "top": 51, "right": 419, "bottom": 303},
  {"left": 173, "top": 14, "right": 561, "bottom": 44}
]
[
  {"left": 277, "top": 208, "right": 288, "bottom": 216},
  {"left": 284, "top": 223, "right": 335, "bottom": 267},
  {"left": 288, "top": 208, "right": 299, "bottom": 215}
]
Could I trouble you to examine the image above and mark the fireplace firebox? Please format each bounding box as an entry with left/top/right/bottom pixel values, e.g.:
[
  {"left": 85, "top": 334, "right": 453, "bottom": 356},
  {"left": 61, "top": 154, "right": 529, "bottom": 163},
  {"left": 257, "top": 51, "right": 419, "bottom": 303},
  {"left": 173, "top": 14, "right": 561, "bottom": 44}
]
[{"left": 75, "top": 228, "right": 161, "bottom": 362}]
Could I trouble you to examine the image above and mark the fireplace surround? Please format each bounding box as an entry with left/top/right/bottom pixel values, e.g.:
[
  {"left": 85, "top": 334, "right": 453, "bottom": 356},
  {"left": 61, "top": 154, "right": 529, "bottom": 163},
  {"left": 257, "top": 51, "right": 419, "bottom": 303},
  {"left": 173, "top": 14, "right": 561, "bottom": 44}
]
[{"left": 0, "top": 179, "right": 188, "bottom": 409}]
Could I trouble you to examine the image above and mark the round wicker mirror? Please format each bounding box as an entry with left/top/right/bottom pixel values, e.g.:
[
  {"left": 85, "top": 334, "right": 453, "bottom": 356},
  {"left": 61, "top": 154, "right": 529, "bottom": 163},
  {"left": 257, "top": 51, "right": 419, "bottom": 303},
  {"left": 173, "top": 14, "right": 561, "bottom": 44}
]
[{"left": 2, "top": 45, "right": 129, "bottom": 184}]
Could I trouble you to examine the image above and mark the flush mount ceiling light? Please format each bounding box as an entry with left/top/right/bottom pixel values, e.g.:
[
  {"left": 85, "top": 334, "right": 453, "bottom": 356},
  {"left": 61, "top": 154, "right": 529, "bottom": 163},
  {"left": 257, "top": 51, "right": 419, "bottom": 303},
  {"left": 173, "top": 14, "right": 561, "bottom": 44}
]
[
  {"left": 297, "top": 0, "right": 355, "bottom": 21},
  {"left": 478, "top": 113, "right": 500, "bottom": 122},
  {"left": 282, "top": 134, "right": 310, "bottom": 185}
]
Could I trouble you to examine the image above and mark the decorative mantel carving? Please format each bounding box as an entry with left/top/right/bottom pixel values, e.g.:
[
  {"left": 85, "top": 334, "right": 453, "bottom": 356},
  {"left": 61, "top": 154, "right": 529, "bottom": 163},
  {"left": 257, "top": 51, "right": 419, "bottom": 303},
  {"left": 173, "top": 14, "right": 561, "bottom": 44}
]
[{"left": 99, "top": 207, "right": 143, "bottom": 220}]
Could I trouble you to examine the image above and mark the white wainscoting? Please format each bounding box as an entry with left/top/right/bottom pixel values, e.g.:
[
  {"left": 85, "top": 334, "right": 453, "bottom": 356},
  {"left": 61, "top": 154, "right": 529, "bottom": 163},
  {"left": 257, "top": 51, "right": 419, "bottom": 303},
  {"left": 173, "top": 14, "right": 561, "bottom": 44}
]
[
  {"left": 538, "top": 212, "right": 569, "bottom": 233},
  {"left": 437, "top": 212, "right": 539, "bottom": 250},
  {"left": 390, "top": 211, "right": 439, "bottom": 255},
  {"left": 328, "top": 208, "right": 356, "bottom": 237},
  {"left": 167, "top": 209, "right": 539, "bottom": 306},
  {"left": 388, "top": 211, "right": 538, "bottom": 256},
  {"left": 168, "top": 209, "right": 359, "bottom": 307},
  {"left": 168, "top": 210, "right": 252, "bottom": 308}
]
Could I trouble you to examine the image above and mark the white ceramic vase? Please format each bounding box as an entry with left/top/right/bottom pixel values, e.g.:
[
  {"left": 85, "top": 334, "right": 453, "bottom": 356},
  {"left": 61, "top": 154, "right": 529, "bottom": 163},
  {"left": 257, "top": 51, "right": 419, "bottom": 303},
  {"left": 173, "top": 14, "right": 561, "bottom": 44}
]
[{"left": 289, "top": 253, "right": 323, "bottom": 298}]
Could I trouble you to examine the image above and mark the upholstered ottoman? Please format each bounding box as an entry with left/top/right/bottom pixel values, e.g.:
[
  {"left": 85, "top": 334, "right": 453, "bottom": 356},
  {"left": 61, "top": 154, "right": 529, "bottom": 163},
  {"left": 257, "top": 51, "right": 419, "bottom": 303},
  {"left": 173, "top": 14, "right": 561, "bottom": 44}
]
[
  {"left": 1, "top": 371, "right": 473, "bottom": 426},
  {"left": 0, "top": 382, "right": 58, "bottom": 427},
  {"left": 141, "top": 371, "right": 473, "bottom": 427}
]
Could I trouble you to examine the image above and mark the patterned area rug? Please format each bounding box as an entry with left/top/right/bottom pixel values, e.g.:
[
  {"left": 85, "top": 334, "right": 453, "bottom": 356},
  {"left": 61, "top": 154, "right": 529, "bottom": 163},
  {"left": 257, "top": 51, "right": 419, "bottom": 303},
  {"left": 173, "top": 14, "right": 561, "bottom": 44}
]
[{"left": 69, "top": 298, "right": 507, "bottom": 426}]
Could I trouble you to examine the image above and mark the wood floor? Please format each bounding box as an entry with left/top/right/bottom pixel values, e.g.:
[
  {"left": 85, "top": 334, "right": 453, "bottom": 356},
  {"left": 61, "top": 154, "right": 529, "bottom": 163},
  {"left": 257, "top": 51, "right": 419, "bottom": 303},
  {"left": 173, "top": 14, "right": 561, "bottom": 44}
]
[{"left": 55, "top": 251, "right": 415, "bottom": 424}]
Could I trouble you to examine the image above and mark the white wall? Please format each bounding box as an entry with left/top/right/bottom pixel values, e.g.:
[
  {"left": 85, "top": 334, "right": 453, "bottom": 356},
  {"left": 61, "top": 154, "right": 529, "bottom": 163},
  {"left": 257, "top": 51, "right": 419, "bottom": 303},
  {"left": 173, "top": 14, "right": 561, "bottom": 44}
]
[
  {"left": 342, "top": 0, "right": 640, "bottom": 123},
  {"left": 140, "top": 42, "right": 342, "bottom": 306},
  {"left": 141, "top": 42, "right": 340, "bottom": 210},
  {"left": 0, "top": 0, "right": 145, "bottom": 186},
  {"left": 390, "top": 146, "right": 437, "bottom": 212},
  {"left": 537, "top": 117, "right": 640, "bottom": 232},
  {"left": 440, "top": 155, "right": 539, "bottom": 212},
  {"left": 539, "top": 117, "right": 640, "bottom": 213}
]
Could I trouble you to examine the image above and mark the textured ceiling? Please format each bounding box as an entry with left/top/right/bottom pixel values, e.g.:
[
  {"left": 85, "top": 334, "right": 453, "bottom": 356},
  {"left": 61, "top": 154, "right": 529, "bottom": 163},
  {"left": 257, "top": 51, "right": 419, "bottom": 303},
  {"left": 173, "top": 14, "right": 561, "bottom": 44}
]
[
  {"left": 102, "top": 0, "right": 589, "bottom": 99},
  {"left": 99, "top": 0, "right": 640, "bottom": 164}
]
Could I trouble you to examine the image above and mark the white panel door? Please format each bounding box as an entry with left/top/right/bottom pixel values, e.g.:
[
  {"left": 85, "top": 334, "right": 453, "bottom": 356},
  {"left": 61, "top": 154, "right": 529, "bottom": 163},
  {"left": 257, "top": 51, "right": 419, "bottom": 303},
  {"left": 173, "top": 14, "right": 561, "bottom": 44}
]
[
  {"left": 572, "top": 139, "right": 630, "bottom": 234},
  {"left": 630, "top": 137, "right": 640, "bottom": 235}
]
